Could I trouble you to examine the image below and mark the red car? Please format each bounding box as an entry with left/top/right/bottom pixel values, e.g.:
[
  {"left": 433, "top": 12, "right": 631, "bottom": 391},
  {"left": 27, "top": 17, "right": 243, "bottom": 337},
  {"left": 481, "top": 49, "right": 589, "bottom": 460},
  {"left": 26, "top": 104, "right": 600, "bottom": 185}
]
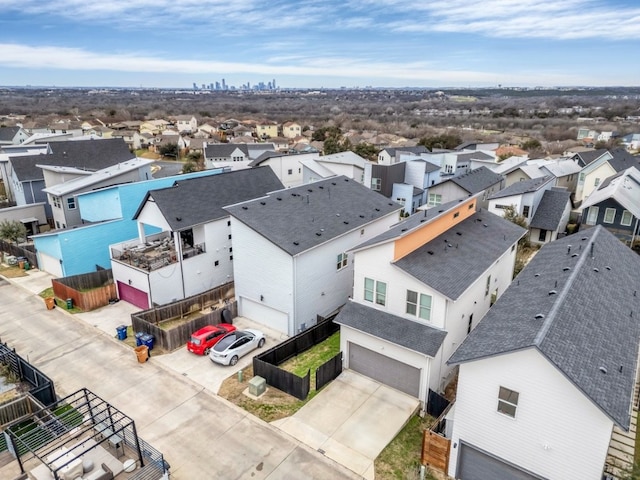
[{"left": 186, "top": 324, "right": 236, "bottom": 355}]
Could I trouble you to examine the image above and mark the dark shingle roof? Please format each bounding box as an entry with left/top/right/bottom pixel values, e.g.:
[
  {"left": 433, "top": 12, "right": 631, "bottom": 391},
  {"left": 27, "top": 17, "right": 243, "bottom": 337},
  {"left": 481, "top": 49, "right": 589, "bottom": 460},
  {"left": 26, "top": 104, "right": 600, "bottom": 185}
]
[
  {"left": 449, "top": 166, "right": 503, "bottom": 194},
  {"left": 0, "top": 126, "right": 20, "bottom": 142},
  {"left": 488, "top": 176, "right": 553, "bottom": 200},
  {"left": 423, "top": 161, "right": 440, "bottom": 173},
  {"left": 448, "top": 226, "right": 640, "bottom": 430},
  {"left": 225, "top": 176, "right": 401, "bottom": 256},
  {"left": 335, "top": 300, "right": 447, "bottom": 356},
  {"left": 381, "top": 146, "right": 429, "bottom": 157},
  {"left": 204, "top": 143, "right": 249, "bottom": 158},
  {"left": 139, "top": 167, "right": 284, "bottom": 231},
  {"left": 394, "top": 209, "right": 526, "bottom": 300},
  {"left": 574, "top": 148, "right": 608, "bottom": 166},
  {"left": 608, "top": 148, "right": 640, "bottom": 173},
  {"left": 529, "top": 188, "right": 572, "bottom": 231},
  {"left": 456, "top": 151, "right": 494, "bottom": 162},
  {"left": 10, "top": 138, "right": 133, "bottom": 182},
  {"left": 249, "top": 151, "right": 287, "bottom": 167}
]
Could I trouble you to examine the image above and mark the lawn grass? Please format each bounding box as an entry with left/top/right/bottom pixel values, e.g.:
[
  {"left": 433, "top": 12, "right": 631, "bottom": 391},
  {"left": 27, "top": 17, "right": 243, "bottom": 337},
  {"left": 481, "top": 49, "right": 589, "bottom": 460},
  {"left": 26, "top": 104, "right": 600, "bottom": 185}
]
[
  {"left": 37, "top": 287, "right": 83, "bottom": 313},
  {"left": 0, "top": 264, "right": 28, "bottom": 278},
  {"left": 279, "top": 332, "right": 340, "bottom": 388}
]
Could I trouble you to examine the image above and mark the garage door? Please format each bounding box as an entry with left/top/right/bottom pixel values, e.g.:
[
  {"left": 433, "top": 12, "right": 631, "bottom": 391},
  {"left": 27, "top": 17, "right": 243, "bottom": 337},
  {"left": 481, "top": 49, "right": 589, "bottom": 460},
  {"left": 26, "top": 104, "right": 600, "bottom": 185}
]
[
  {"left": 117, "top": 281, "right": 149, "bottom": 310},
  {"left": 458, "top": 443, "right": 545, "bottom": 480},
  {"left": 348, "top": 342, "right": 420, "bottom": 397},
  {"left": 39, "top": 252, "right": 63, "bottom": 277},
  {"left": 240, "top": 297, "right": 289, "bottom": 335}
]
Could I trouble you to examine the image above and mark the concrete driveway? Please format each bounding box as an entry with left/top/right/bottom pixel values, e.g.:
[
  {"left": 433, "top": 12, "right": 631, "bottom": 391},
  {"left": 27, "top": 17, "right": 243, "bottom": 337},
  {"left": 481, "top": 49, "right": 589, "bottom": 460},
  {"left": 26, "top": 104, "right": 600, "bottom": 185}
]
[
  {"left": 272, "top": 370, "right": 420, "bottom": 479},
  {"left": 0, "top": 273, "right": 361, "bottom": 480}
]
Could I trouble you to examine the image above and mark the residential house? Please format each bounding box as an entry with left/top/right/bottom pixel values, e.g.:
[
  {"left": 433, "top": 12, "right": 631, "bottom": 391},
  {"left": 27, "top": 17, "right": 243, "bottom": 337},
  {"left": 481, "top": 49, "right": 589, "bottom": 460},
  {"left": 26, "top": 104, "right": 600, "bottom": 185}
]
[
  {"left": 249, "top": 152, "right": 318, "bottom": 188},
  {"left": 447, "top": 226, "right": 640, "bottom": 480},
  {"left": 33, "top": 170, "right": 224, "bottom": 278},
  {"left": 282, "top": 122, "right": 302, "bottom": 139},
  {"left": 335, "top": 196, "right": 525, "bottom": 406},
  {"left": 528, "top": 187, "right": 572, "bottom": 244},
  {"left": 42, "top": 158, "right": 153, "bottom": 229},
  {"left": 426, "top": 166, "right": 504, "bottom": 209},
  {"left": 503, "top": 158, "right": 581, "bottom": 195},
  {"left": 580, "top": 166, "right": 640, "bottom": 246},
  {"left": 620, "top": 133, "right": 640, "bottom": 151},
  {"left": 224, "top": 176, "right": 402, "bottom": 336},
  {"left": 574, "top": 148, "right": 640, "bottom": 206},
  {"left": 83, "top": 125, "right": 114, "bottom": 139},
  {"left": 391, "top": 160, "right": 442, "bottom": 214},
  {"left": 174, "top": 115, "right": 198, "bottom": 133},
  {"left": 197, "top": 123, "right": 218, "bottom": 136},
  {"left": 377, "top": 146, "right": 429, "bottom": 165},
  {"left": 47, "top": 120, "right": 83, "bottom": 137},
  {"left": 300, "top": 151, "right": 370, "bottom": 185},
  {"left": 203, "top": 143, "right": 250, "bottom": 170},
  {"left": 571, "top": 148, "right": 610, "bottom": 168},
  {"left": 487, "top": 176, "right": 555, "bottom": 224},
  {"left": 232, "top": 125, "right": 253, "bottom": 138},
  {"left": 110, "top": 167, "right": 284, "bottom": 309},
  {"left": 271, "top": 137, "right": 290, "bottom": 151},
  {"left": 454, "top": 141, "right": 499, "bottom": 151},
  {"left": 256, "top": 122, "right": 279, "bottom": 140},
  {"left": 0, "top": 126, "right": 30, "bottom": 145},
  {"left": 139, "top": 119, "right": 170, "bottom": 135}
]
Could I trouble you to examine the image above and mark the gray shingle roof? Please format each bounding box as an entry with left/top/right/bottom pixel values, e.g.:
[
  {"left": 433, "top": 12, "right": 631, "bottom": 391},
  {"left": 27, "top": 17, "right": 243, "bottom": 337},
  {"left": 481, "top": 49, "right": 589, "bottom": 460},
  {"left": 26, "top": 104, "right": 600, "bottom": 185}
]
[
  {"left": 10, "top": 138, "right": 133, "bottom": 182},
  {"left": 394, "top": 209, "right": 526, "bottom": 300},
  {"left": 381, "top": 146, "right": 429, "bottom": 157},
  {"left": 225, "top": 176, "right": 401, "bottom": 256},
  {"left": 448, "top": 226, "right": 640, "bottom": 430},
  {"left": 138, "top": 167, "right": 284, "bottom": 231},
  {"left": 0, "top": 126, "right": 20, "bottom": 142},
  {"left": 335, "top": 300, "right": 447, "bottom": 356},
  {"left": 456, "top": 151, "right": 494, "bottom": 162},
  {"left": 204, "top": 143, "right": 249, "bottom": 158},
  {"left": 449, "top": 166, "right": 503, "bottom": 194},
  {"left": 529, "top": 188, "right": 572, "bottom": 231},
  {"left": 249, "top": 151, "right": 287, "bottom": 167},
  {"left": 488, "top": 176, "right": 553, "bottom": 200},
  {"left": 608, "top": 148, "right": 640, "bottom": 173},
  {"left": 573, "top": 148, "right": 609, "bottom": 166}
]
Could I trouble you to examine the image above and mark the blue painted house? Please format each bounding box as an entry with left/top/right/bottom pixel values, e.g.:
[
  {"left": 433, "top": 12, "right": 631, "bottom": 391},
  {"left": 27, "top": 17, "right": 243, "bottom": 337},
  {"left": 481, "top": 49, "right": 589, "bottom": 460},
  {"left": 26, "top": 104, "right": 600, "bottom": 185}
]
[{"left": 32, "top": 169, "right": 225, "bottom": 277}]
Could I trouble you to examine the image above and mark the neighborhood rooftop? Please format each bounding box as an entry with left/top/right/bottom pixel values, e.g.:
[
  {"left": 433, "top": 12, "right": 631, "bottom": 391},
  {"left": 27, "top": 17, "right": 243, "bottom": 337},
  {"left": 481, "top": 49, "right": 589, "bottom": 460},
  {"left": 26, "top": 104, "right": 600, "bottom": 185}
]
[
  {"left": 135, "top": 166, "right": 284, "bottom": 231},
  {"left": 334, "top": 300, "right": 447, "bottom": 357},
  {"left": 224, "top": 176, "right": 401, "bottom": 256},
  {"left": 581, "top": 166, "right": 640, "bottom": 218},
  {"left": 608, "top": 148, "right": 640, "bottom": 172},
  {"left": 448, "top": 226, "right": 640, "bottom": 430},
  {"left": 448, "top": 166, "right": 503, "bottom": 194},
  {"left": 488, "top": 175, "right": 553, "bottom": 199},
  {"left": 393, "top": 208, "right": 526, "bottom": 300},
  {"left": 528, "top": 188, "right": 572, "bottom": 231}
]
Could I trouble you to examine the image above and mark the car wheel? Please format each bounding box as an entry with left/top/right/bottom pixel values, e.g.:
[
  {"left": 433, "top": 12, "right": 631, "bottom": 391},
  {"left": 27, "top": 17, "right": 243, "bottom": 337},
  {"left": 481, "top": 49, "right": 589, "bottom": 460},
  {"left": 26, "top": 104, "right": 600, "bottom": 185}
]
[
  {"left": 230, "top": 355, "right": 238, "bottom": 366},
  {"left": 204, "top": 348, "right": 210, "bottom": 356},
  {"left": 258, "top": 338, "right": 265, "bottom": 348}
]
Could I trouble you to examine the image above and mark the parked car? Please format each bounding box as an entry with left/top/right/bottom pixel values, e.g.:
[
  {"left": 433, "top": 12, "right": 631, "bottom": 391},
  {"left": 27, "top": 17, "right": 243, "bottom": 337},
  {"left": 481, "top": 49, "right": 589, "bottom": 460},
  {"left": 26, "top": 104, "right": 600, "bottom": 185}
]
[
  {"left": 186, "top": 323, "right": 236, "bottom": 355},
  {"left": 209, "top": 329, "right": 266, "bottom": 366}
]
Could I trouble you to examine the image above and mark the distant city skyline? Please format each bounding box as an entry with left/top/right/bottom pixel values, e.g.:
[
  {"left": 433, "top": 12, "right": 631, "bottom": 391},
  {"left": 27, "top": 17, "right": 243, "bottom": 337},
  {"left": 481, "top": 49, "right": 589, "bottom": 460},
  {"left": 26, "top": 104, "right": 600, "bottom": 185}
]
[{"left": 1, "top": 1, "right": 639, "bottom": 89}]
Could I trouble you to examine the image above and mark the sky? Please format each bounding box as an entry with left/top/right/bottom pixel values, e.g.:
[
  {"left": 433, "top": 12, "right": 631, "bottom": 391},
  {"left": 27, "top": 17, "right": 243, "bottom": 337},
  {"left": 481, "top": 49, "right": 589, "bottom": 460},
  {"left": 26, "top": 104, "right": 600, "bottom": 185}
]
[{"left": 0, "top": 0, "right": 639, "bottom": 89}]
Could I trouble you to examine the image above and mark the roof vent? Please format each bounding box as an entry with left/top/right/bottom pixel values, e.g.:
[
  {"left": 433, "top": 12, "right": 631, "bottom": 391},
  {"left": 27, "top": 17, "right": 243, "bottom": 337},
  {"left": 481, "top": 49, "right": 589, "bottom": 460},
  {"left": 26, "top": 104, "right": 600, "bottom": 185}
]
[
  {"left": 420, "top": 219, "right": 427, "bottom": 223},
  {"left": 534, "top": 313, "right": 545, "bottom": 319},
  {"left": 293, "top": 241, "right": 299, "bottom": 246},
  {"left": 242, "top": 206, "right": 248, "bottom": 210},
  {"left": 344, "top": 178, "right": 349, "bottom": 182},
  {"left": 483, "top": 224, "right": 488, "bottom": 227},
  {"left": 401, "top": 228, "right": 407, "bottom": 232},
  {"left": 438, "top": 210, "right": 444, "bottom": 213},
  {"left": 447, "top": 243, "right": 453, "bottom": 248},
  {"left": 605, "top": 266, "right": 611, "bottom": 270},
  {"left": 428, "top": 251, "right": 434, "bottom": 255},
  {"left": 581, "top": 237, "right": 588, "bottom": 241},
  {"left": 318, "top": 186, "right": 324, "bottom": 189},
  {"left": 343, "top": 221, "right": 349, "bottom": 225},
  {"left": 456, "top": 232, "right": 462, "bottom": 236},
  {"left": 563, "top": 267, "right": 570, "bottom": 272},
  {"left": 359, "top": 214, "right": 364, "bottom": 218},
  {"left": 176, "top": 217, "right": 181, "bottom": 221},
  {"left": 534, "top": 273, "right": 540, "bottom": 277},
  {"left": 331, "top": 182, "right": 337, "bottom": 186},
  {"left": 593, "top": 267, "right": 599, "bottom": 273},
  {"left": 374, "top": 208, "right": 380, "bottom": 212},
  {"left": 276, "top": 197, "right": 282, "bottom": 201},
  {"left": 571, "top": 253, "right": 578, "bottom": 258},
  {"left": 315, "top": 232, "right": 322, "bottom": 236},
  {"left": 599, "top": 366, "right": 607, "bottom": 374},
  {"left": 388, "top": 203, "right": 394, "bottom": 206},
  {"left": 308, "top": 188, "right": 313, "bottom": 192},
  {"left": 260, "top": 201, "right": 266, "bottom": 205},
  {"left": 549, "top": 290, "right": 557, "bottom": 296}
]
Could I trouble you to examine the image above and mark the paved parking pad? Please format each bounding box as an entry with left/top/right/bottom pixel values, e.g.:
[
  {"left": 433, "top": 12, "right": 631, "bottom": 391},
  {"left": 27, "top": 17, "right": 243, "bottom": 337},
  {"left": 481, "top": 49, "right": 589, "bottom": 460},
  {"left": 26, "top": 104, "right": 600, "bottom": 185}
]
[{"left": 272, "top": 370, "right": 420, "bottom": 479}]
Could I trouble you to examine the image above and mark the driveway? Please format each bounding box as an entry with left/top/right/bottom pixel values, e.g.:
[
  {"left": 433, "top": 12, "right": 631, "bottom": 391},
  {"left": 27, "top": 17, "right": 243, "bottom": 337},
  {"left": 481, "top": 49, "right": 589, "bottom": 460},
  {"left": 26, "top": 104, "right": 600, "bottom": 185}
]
[
  {"left": 0, "top": 275, "right": 361, "bottom": 480},
  {"left": 272, "top": 370, "right": 420, "bottom": 479}
]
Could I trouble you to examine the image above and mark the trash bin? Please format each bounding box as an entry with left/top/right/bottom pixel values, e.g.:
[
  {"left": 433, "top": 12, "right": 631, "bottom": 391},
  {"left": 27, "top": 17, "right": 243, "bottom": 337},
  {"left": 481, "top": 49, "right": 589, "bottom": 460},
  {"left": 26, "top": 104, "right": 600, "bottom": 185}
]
[
  {"left": 45, "top": 297, "right": 55, "bottom": 310},
  {"left": 141, "top": 334, "right": 155, "bottom": 351},
  {"left": 18, "top": 260, "right": 24, "bottom": 269},
  {"left": 116, "top": 325, "right": 128, "bottom": 341},
  {"left": 135, "top": 332, "right": 145, "bottom": 347},
  {"left": 134, "top": 345, "right": 149, "bottom": 363},
  {"left": 23, "top": 261, "right": 30, "bottom": 271},
  {"left": 66, "top": 298, "right": 73, "bottom": 309}
]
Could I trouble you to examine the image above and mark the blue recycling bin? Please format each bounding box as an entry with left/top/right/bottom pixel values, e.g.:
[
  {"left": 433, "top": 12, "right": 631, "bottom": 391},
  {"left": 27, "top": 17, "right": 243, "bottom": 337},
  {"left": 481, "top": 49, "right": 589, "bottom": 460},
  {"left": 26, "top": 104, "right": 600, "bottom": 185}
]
[
  {"left": 135, "top": 332, "right": 145, "bottom": 347},
  {"left": 141, "top": 334, "right": 155, "bottom": 351},
  {"left": 116, "top": 325, "right": 127, "bottom": 341}
]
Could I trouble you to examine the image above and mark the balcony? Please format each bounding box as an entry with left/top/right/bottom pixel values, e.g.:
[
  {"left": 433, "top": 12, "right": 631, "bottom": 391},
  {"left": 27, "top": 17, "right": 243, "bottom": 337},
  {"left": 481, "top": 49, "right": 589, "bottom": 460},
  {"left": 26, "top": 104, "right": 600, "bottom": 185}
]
[{"left": 111, "top": 234, "right": 205, "bottom": 272}]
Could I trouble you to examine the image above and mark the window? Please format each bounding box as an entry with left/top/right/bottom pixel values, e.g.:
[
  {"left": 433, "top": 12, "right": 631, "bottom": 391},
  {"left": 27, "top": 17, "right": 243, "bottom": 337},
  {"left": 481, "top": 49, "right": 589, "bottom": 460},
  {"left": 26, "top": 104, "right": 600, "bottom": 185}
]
[
  {"left": 229, "top": 247, "right": 233, "bottom": 253},
  {"left": 494, "top": 204, "right": 508, "bottom": 210},
  {"left": 467, "top": 314, "right": 474, "bottom": 334},
  {"left": 603, "top": 208, "right": 616, "bottom": 224},
  {"left": 287, "top": 169, "right": 293, "bottom": 175},
  {"left": 497, "top": 386, "right": 519, "bottom": 418},
  {"left": 227, "top": 220, "right": 231, "bottom": 226},
  {"left": 214, "top": 260, "right": 219, "bottom": 267},
  {"left": 594, "top": 177, "right": 601, "bottom": 187},
  {"left": 67, "top": 197, "right": 76, "bottom": 210},
  {"left": 427, "top": 193, "right": 442, "bottom": 207},
  {"left": 468, "top": 203, "right": 474, "bottom": 210},
  {"left": 579, "top": 172, "right": 585, "bottom": 182},
  {"left": 229, "top": 255, "right": 233, "bottom": 261},
  {"left": 485, "top": 275, "right": 491, "bottom": 296},
  {"left": 522, "top": 205, "right": 530, "bottom": 218},
  {"left": 419, "top": 294, "right": 432, "bottom": 321},
  {"left": 586, "top": 206, "right": 599, "bottom": 225},
  {"left": 371, "top": 178, "right": 381, "bottom": 191},
  {"left": 228, "top": 234, "right": 232, "bottom": 240},
  {"left": 396, "top": 197, "right": 406, "bottom": 206},
  {"left": 406, "top": 290, "right": 432, "bottom": 321},
  {"left": 538, "top": 229, "right": 547, "bottom": 242},
  {"left": 52, "top": 196, "right": 61, "bottom": 208},
  {"left": 336, "top": 253, "right": 348, "bottom": 270},
  {"left": 621, "top": 210, "right": 633, "bottom": 226},
  {"left": 365, "top": 278, "right": 386, "bottom": 306},
  {"left": 406, "top": 290, "right": 417, "bottom": 316}
]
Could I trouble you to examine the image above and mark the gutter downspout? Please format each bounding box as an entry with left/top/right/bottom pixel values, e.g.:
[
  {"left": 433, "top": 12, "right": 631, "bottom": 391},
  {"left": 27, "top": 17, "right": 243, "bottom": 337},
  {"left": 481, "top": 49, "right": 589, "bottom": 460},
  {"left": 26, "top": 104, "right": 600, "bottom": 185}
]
[{"left": 631, "top": 217, "right": 639, "bottom": 249}]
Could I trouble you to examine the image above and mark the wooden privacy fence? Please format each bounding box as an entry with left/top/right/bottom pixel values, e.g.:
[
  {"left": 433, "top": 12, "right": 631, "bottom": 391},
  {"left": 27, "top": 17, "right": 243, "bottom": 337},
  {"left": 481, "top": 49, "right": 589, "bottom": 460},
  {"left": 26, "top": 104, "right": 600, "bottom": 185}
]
[
  {"left": 52, "top": 269, "right": 116, "bottom": 311},
  {"left": 253, "top": 358, "right": 310, "bottom": 400},
  {"left": 0, "top": 240, "right": 38, "bottom": 269},
  {"left": 421, "top": 430, "right": 451, "bottom": 474}
]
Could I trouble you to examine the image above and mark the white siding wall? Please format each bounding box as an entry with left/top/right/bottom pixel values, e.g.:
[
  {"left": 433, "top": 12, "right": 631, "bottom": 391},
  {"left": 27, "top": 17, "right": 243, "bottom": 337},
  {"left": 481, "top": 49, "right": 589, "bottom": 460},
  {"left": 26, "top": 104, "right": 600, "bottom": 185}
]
[
  {"left": 488, "top": 195, "right": 522, "bottom": 219},
  {"left": 320, "top": 162, "right": 363, "bottom": 183},
  {"left": 581, "top": 163, "right": 616, "bottom": 203},
  {"left": 428, "top": 181, "right": 469, "bottom": 205},
  {"left": 149, "top": 263, "right": 183, "bottom": 305},
  {"left": 449, "top": 349, "right": 614, "bottom": 480},
  {"left": 136, "top": 202, "right": 172, "bottom": 233},
  {"left": 111, "top": 260, "right": 151, "bottom": 298},
  {"left": 404, "top": 161, "right": 426, "bottom": 189},
  {"left": 231, "top": 219, "right": 295, "bottom": 333}
]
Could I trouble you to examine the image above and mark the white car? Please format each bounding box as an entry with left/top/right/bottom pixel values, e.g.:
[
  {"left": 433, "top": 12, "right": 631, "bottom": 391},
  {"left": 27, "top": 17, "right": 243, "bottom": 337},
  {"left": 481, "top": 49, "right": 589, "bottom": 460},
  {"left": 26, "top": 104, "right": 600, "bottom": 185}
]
[{"left": 209, "top": 329, "right": 266, "bottom": 366}]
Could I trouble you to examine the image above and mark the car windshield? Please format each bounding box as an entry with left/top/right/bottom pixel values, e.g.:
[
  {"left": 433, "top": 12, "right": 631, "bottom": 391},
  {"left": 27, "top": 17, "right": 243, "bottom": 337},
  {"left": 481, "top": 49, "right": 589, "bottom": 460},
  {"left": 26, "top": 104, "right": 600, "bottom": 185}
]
[
  {"left": 190, "top": 337, "right": 201, "bottom": 345},
  {"left": 215, "top": 334, "right": 238, "bottom": 351}
]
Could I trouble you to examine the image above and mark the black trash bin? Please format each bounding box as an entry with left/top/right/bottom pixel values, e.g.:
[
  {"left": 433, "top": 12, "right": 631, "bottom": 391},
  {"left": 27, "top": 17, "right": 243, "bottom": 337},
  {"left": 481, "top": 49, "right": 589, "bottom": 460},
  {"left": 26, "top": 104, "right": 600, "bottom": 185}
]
[{"left": 116, "top": 325, "right": 127, "bottom": 341}]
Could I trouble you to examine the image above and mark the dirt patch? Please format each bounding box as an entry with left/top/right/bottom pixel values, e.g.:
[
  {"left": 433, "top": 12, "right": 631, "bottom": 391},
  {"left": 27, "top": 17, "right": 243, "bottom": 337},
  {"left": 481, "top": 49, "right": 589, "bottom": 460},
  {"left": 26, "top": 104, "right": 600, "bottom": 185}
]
[
  {"left": 0, "top": 264, "right": 28, "bottom": 278},
  {"left": 217, "top": 365, "right": 305, "bottom": 422}
]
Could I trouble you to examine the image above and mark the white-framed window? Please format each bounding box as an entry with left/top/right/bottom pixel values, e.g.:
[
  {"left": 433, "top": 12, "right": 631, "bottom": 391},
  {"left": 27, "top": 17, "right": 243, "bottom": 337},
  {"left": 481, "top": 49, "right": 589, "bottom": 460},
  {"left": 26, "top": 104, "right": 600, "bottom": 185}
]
[
  {"left": 579, "top": 172, "right": 585, "bottom": 182},
  {"left": 396, "top": 197, "right": 406, "bottom": 206},
  {"left": 406, "top": 290, "right": 418, "bottom": 316},
  {"left": 586, "top": 206, "right": 599, "bottom": 225},
  {"left": 427, "top": 193, "right": 442, "bottom": 207},
  {"left": 522, "top": 205, "right": 530, "bottom": 217},
  {"left": 419, "top": 293, "right": 432, "bottom": 320},
  {"left": 406, "top": 290, "right": 432, "bottom": 321},
  {"left": 336, "top": 253, "right": 348, "bottom": 270},
  {"left": 371, "top": 178, "right": 381, "bottom": 191},
  {"left": 67, "top": 197, "right": 76, "bottom": 210},
  {"left": 52, "top": 196, "right": 61, "bottom": 208},
  {"left": 497, "top": 386, "right": 519, "bottom": 418},
  {"left": 603, "top": 208, "right": 616, "bottom": 224},
  {"left": 621, "top": 210, "right": 633, "bottom": 226},
  {"left": 594, "top": 177, "right": 601, "bottom": 187},
  {"left": 364, "top": 278, "right": 386, "bottom": 306}
]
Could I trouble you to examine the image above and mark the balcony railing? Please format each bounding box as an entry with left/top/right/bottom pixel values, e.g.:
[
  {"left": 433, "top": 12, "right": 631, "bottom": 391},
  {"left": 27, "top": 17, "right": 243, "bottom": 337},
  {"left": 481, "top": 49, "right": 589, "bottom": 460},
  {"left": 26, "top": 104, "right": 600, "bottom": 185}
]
[{"left": 182, "top": 243, "right": 205, "bottom": 260}]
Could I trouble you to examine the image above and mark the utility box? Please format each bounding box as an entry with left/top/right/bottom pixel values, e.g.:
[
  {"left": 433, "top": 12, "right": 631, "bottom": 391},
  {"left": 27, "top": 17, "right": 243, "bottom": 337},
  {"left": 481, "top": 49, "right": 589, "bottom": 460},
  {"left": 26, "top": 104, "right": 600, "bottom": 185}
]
[{"left": 248, "top": 376, "right": 266, "bottom": 397}]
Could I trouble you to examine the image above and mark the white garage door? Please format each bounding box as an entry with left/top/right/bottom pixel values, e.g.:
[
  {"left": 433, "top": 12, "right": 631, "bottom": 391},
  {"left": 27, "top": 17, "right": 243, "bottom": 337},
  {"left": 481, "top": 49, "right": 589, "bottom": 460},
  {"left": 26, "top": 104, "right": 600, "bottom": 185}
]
[
  {"left": 348, "top": 342, "right": 420, "bottom": 398},
  {"left": 240, "top": 297, "right": 289, "bottom": 335},
  {"left": 458, "top": 443, "right": 546, "bottom": 480},
  {"left": 39, "top": 252, "right": 63, "bottom": 277}
]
